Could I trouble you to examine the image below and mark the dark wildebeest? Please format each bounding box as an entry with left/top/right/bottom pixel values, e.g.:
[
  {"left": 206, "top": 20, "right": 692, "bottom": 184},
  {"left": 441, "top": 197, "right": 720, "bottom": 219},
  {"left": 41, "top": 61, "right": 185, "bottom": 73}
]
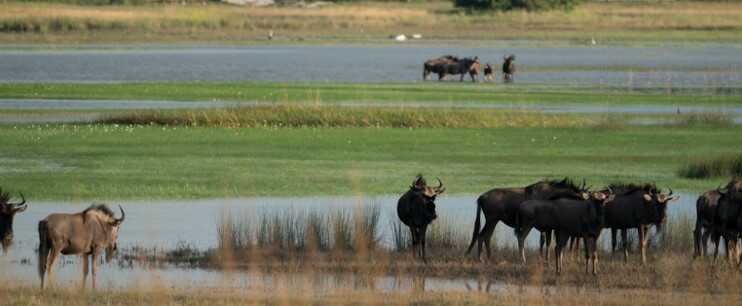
[
  {"left": 603, "top": 183, "right": 678, "bottom": 263},
  {"left": 515, "top": 190, "right": 615, "bottom": 274},
  {"left": 694, "top": 178, "right": 742, "bottom": 262},
  {"left": 0, "top": 187, "right": 27, "bottom": 253},
  {"left": 397, "top": 175, "right": 445, "bottom": 262},
  {"left": 38, "top": 204, "right": 125, "bottom": 289},
  {"left": 708, "top": 178, "right": 742, "bottom": 264},
  {"left": 502, "top": 55, "right": 516, "bottom": 83},
  {"left": 465, "top": 178, "right": 589, "bottom": 261},
  {"left": 423, "top": 56, "right": 480, "bottom": 82},
  {"left": 483, "top": 63, "right": 494, "bottom": 82}
]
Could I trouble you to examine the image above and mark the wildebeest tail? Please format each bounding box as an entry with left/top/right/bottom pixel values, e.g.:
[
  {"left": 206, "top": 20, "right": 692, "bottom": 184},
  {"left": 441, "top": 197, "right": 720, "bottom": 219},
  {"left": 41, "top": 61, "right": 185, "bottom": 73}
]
[
  {"left": 38, "top": 220, "right": 49, "bottom": 285},
  {"left": 465, "top": 196, "right": 484, "bottom": 255}
]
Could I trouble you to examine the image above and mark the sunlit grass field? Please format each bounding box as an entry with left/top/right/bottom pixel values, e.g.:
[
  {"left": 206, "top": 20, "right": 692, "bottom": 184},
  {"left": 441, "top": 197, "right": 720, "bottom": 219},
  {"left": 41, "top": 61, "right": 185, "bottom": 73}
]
[{"left": 2, "top": 1, "right": 742, "bottom": 44}]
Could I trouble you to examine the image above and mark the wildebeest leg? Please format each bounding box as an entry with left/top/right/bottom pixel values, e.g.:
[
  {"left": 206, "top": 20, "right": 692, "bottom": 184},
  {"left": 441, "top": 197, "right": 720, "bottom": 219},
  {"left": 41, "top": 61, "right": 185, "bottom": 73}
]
[
  {"left": 712, "top": 232, "right": 721, "bottom": 263},
  {"left": 81, "top": 255, "right": 89, "bottom": 289},
  {"left": 420, "top": 225, "right": 429, "bottom": 263},
  {"left": 589, "top": 237, "right": 599, "bottom": 275},
  {"left": 544, "top": 231, "right": 552, "bottom": 264},
  {"left": 555, "top": 232, "right": 569, "bottom": 274},
  {"left": 539, "top": 231, "right": 546, "bottom": 261},
  {"left": 611, "top": 229, "right": 618, "bottom": 255},
  {"left": 409, "top": 227, "right": 418, "bottom": 258},
  {"left": 91, "top": 251, "right": 99, "bottom": 290},
  {"left": 583, "top": 234, "right": 591, "bottom": 274},
  {"left": 621, "top": 229, "right": 629, "bottom": 262},
  {"left": 478, "top": 220, "right": 497, "bottom": 260},
  {"left": 694, "top": 221, "right": 703, "bottom": 258},
  {"left": 45, "top": 247, "right": 61, "bottom": 289},
  {"left": 701, "top": 228, "right": 712, "bottom": 258},
  {"left": 516, "top": 225, "right": 531, "bottom": 265},
  {"left": 638, "top": 225, "right": 648, "bottom": 264},
  {"left": 459, "top": 73, "right": 464, "bottom": 82}
]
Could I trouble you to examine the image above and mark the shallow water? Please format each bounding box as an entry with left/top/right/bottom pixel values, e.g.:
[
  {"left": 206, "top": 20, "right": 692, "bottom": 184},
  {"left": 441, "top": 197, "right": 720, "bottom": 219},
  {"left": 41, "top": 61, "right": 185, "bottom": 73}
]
[
  {"left": 0, "top": 193, "right": 699, "bottom": 289},
  {"left": 0, "top": 45, "right": 740, "bottom": 86}
]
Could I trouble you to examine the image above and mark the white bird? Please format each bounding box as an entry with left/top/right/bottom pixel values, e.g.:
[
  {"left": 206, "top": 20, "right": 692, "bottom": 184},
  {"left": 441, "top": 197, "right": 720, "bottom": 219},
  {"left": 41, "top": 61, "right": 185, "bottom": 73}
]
[{"left": 590, "top": 37, "right": 597, "bottom": 45}]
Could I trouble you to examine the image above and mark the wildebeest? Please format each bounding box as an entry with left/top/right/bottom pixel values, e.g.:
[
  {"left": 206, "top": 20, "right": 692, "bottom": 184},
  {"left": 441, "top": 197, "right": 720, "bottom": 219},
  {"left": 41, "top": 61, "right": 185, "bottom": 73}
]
[
  {"left": 483, "top": 63, "right": 494, "bottom": 82},
  {"left": 695, "top": 178, "right": 742, "bottom": 261},
  {"left": 465, "top": 178, "right": 589, "bottom": 261},
  {"left": 423, "top": 55, "right": 480, "bottom": 82},
  {"left": 397, "top": 175, "right": 445, "bottom": 262},
  {"left": 502, "top": 54, "right": 516, "bottom": 83},
  {"left": 603, "top": 183, "right": 678, "bottom": 263},
  {"left": 515, "top": 190, "right": 615, "bottom": 274},
  {"left": 38, "top": 204, "right": 125, "bottom": 289},
  {"left": 0, "top": 187, "right": 27, "bottom": 253}
]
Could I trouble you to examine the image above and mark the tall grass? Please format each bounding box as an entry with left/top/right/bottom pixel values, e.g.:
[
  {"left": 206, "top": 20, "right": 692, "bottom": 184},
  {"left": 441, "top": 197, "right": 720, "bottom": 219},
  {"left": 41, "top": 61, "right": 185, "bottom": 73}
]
[
  {"left": 217, "top": 206, "right": 381, "bottom": 256},
  {"left": 98, "top": 105, "right": 590, "bottom": 128},
  {"left": 678, "top": 154, "right": 742, "bottom": 179}
]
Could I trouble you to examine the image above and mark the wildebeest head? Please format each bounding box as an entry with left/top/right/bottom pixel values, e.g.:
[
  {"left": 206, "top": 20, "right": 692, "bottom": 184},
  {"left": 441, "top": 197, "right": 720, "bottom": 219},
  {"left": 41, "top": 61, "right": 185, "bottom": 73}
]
[
  {"left": 587, "top": 188, "right": 616, "bottom": 224},
  {"left": 646, "top": 187, "right": 679, "bottom": 230},
  {"left": 0, "top": 188, "right": 27, "bottom": 245},
  {"left": 409, "top": 175, "right": 445, "bottom": 220},
  {"left": 526, "top": 177, "right": 589, "bottom": 201},
  {"left": 718, "top": 177, "right": 742, "bottom": 202},
  {"left": 83, "top": 204, "right": 125, "bottom": 263}
]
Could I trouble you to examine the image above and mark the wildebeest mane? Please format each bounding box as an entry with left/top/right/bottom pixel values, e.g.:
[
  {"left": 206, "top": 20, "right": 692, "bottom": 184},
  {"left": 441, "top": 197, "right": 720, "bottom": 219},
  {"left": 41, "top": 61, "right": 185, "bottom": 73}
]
[
  {"left": 607, "top": 182, "right": 658, "bottom": 196},
  {"left": 0, "top": 188, "right": 9, "bottom": 204},
  {"left": 83, "top": 204, "right": 115, "bottom": 218},
  {"left": 541, "top": 177, "right": 583, "bottom": 192}
]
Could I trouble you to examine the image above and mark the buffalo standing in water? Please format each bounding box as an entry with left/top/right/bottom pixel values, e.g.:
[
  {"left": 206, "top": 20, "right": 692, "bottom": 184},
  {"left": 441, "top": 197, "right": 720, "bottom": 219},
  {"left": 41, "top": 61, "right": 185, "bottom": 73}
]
[
  {"left": 516, "top": 190, "right": 615, "bottom": 274},
  {"left": 0, "top": 188, "right": 27, "bottom": 253},
  {"left": 423, "top": 55, "right": 481, "bottom": 82},
  {"left": 466, "top": 178, "right": 589, "bottom": 261},
  {"left": 603, "top": 183, "right": 678, "bottom": 263},
  {"left": 397, "top": 175, "right": 445, "bottom": 262},
  {"left": 502, "top": 54, "right": 516, "bottom": 83},
  {"left": 38, "top": 204, "right": 125, "bottom": 289}
]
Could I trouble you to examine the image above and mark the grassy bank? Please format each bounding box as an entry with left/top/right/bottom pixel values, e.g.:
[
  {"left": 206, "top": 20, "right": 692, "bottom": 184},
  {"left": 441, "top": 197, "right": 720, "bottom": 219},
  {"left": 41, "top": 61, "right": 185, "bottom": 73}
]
[
  {"left": 2, "top": 2, "right": 742, "bottom": 44},
  {"left": 0, "top": 124, "right": 739, "bottom": 200},
  {"left": 2, "top": 82, "right": 741, "bottom": 106}
]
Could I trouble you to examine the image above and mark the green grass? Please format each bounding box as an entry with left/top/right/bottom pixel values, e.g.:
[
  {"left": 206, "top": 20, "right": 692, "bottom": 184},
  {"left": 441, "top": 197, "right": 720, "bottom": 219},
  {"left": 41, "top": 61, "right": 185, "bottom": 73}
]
[
  {"left": 0, "top": 124, "right": 739, "bottom": 200},
  {"left": 1, "top": 82, "right": 741, "bottom": 107}
]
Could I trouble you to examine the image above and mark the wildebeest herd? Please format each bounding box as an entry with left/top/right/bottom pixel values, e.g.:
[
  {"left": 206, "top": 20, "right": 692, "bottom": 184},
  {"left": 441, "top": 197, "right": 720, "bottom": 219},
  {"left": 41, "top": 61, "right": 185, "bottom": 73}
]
[
  {"left": 0, "top": 176, "right": 740, "bottom": 288},
  {"left": 397, "top": 175, "right": 742, "bottom": 275},
  {"left": 422, "top": 54, "right": 516, "bottom": 83}
]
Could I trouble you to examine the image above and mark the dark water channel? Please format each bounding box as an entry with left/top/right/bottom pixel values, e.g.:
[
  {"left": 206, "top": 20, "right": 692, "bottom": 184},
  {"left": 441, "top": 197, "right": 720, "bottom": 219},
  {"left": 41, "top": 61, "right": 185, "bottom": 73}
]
[
  {"left": 0, "top": 45, "right": 740, "bottom": 86},
  {"left": 1, "top": 193, "right": 698, "bottom": 290}
]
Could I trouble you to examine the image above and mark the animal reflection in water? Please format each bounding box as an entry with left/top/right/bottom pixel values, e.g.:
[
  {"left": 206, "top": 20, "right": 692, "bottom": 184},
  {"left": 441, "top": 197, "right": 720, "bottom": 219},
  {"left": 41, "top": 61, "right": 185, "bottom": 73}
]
[{"left": 38, "top": 204, "right": 125, "bottom": 289}]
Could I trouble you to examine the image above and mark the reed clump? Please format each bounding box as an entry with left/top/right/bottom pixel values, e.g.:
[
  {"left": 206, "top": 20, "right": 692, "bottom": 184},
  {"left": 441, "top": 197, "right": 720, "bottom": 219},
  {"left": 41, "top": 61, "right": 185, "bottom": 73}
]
[
  {"left": 98, "top": 105, "right": 590, "bottom": 128},
  {"left": 678, "top": 154, "right": 742, "bottom": 179}
]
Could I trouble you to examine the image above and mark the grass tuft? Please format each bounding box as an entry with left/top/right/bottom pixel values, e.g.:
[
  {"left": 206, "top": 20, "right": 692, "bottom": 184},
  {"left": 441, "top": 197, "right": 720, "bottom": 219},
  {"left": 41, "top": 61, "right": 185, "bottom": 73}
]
[{"left": 678, "top": 154, "right": 742, "bottom": 179}]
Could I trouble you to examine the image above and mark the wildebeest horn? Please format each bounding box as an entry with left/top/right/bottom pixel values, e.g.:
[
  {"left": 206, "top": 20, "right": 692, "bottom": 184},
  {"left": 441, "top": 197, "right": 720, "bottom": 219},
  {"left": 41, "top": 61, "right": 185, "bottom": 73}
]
[
  {"left": 668, "top": 188, "right": 674, "bottom": 197},
  {"left": 116, "top": 205, "right": 126, "bottom": 223},
  {"left": 13, "top": 192, "right": 26, "bottom": 206},
  {"left": 434, "top": 177, "right": 445, "bottom": 194}
]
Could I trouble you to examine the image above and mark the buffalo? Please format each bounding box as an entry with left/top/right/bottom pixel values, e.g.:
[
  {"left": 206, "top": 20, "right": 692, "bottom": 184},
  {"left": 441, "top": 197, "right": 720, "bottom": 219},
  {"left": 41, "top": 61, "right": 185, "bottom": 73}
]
[
  {"left": 604, "top": 183, "right": 678, "bottom": 263},
  {"left": 466, "top": 178, "right": 589, "bottom": 261},
  {"left": 397, "top": 175, "right": 445, "bottom": 262},
  {"left": 515, "top": 189, "right": 615, "bottom": 274},
  {"left": 0, "top": 187, "right": 27, "bottom": 253},
  {"left": 423, "top": 55, "right": 480, "bottom": 82},
  {"left": 38, "top": 204, "right": 125, "bottom": 289}
]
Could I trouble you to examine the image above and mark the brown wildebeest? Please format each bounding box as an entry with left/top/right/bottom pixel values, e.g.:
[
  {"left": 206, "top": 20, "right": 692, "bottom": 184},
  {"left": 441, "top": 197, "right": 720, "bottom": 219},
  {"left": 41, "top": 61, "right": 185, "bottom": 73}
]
[
  {"left": 38, "top": 204, "right": 125, "bottom": 289},
  {"left": 694, "top": 188, "right": 724, "bottom": 258},
  {"left": 397, "top": 175, "right": 445, "bottom": 262},
  {"left": 0, "top": 187, "right": 27, "bottom": 253},
  {"left": 502, "top": 54, "right": 516, "bottom": 83},
  {"left": 423, "top": 56, "right": 480, "bottom": 82},
  {"left": 603, "top": 183, "right": 678, "bottom": 263},
  {"left": 465, "top": 178, "right": 589, "bottom": 261},
  {"left": 515, "top": 190, "right": 615, "bottom": 274}
]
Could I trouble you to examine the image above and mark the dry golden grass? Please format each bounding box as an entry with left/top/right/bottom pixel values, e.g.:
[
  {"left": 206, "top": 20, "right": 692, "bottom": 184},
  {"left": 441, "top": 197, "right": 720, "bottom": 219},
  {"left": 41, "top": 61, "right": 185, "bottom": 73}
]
[{"left": 2, "top": 1, "right": 742, "bottom": 43}]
